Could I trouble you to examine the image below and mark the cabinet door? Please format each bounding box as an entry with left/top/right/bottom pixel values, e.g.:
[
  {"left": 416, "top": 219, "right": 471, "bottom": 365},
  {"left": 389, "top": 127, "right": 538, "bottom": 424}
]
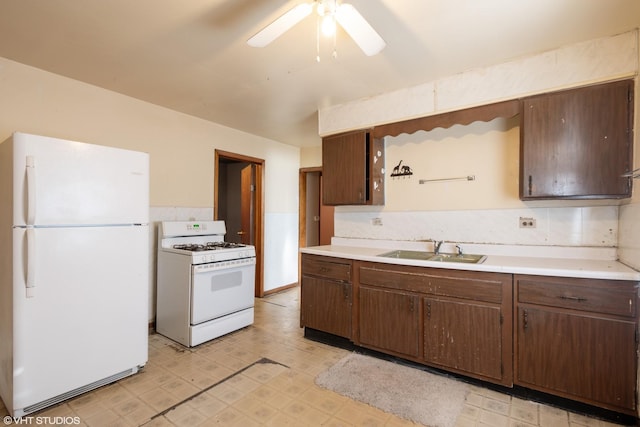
[
  {"left": 301, "top": 276, "right": 352, "bottom": 338},
  {"left": 521, "top": 80, "right": 633, "bottom": 199},
  {"left": 424, "top": 298, "right": 505, "bottom": 384},
  {"left": 322, "top": 130, "right": 384, "bottom": 205},
  {"left": 322, "top": 131, "right": 367, "bottom": 205},
  {"left": 359, "top": 286, "right": 420, "bottom": 357},
  {"left": 516, "top": 306, "right": 637, "bottom": 412}
]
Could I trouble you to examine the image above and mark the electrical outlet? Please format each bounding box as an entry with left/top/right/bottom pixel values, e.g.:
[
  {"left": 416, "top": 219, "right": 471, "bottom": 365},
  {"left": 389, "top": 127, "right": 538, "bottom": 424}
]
[
  {"left": 371, "top": 217, "right": 383, "bottom": 226},
  {"left": 519, "top": 217, "right": 536, "bottom": 228}
]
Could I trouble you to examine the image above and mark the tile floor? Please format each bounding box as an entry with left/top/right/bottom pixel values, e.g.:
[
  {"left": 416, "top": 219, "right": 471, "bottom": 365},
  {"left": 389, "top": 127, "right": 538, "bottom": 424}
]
[{"left": 0, "top": 287, "right": 633, "bottom": 426}]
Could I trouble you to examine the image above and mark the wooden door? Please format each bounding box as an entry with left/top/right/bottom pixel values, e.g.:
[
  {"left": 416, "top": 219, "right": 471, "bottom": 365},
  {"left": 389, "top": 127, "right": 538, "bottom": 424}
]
[
  {"left": 214, "top": 150, "right": 264, "bottom": 297},
  {"left": 239, "top": 164, "right": 254, "bottom": 245},
  {"left": 319, "top": 174, "right": 334, "bottom": 245}
]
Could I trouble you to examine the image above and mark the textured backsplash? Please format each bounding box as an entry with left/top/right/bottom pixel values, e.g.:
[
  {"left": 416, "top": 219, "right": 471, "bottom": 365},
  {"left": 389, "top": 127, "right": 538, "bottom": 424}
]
[{"left": 334, "top": 206, "right": 618, "bottom": 247}]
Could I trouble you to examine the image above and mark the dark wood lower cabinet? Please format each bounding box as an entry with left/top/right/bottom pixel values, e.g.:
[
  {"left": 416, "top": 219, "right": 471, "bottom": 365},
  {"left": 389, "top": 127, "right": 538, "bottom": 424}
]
[
  {"left": 516, "top": 307, "right": 636, "bottom": 413},
  {"left": 300, "top": 254, "right": 352, "bottom": 339},
  {"left": 356, "top": 262, "right": 512, "bottom": 386},
  {"left": 515, "top": 274, "right": 638, "bottom": 415},
  {"left": 424, "top": 298, "right": 503, "bottom": 383},
  {"left": 301, "top": 276, "right": 352, "bottom": 338},
  {"left": 359, "top": 286, "right": 420, "bottom": 358},
  {"left": 301, "top": 254, "right": 640, "bottom": 416}
]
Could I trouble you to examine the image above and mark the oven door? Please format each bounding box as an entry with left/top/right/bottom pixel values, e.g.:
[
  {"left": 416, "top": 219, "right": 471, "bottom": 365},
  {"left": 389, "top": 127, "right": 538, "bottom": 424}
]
[{"left": 190, "top": 259, "right": 256, "bottom": 325}]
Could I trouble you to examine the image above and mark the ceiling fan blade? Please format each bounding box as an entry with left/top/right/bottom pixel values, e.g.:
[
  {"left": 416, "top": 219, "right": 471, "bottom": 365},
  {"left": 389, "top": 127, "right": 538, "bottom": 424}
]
[
  {"left": 335, "top": 3, "right": 385, "bottom": 56},
  {"left": 247, "top": 2, "right": 314, "bottom": 47}
]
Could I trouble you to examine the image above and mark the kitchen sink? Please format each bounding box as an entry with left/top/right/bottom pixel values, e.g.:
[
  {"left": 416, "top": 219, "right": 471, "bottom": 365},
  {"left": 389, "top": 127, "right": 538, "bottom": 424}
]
[
  {"left": 378, "top": 250, "right": 486, "bottom": 264},
  {"left": 427, "top": 253, "right": 487, "bottom": 264},
  {"left": 377, "top": 250, "right": 435, "bottom": 261}
]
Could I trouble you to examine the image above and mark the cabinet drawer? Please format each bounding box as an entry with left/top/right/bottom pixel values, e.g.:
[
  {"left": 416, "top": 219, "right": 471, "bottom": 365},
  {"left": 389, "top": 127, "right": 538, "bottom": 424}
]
[
  {"left": 517, "top": 276, "right": 637, "bottom": 317},
  {"left": 302, "top": 255, "right": 351, "bottom": 282},
  {"left": 359, "top": 263, "right": 508, "bottom": 304},
  {"left": 359, "top": 265, "right": 431, "bottom": 293}
]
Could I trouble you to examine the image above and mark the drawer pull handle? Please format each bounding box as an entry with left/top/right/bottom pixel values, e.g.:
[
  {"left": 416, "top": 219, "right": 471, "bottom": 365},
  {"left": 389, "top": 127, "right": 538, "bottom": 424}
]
[{"left": 559, "top": 295, "right": 587, "bottom": 302}]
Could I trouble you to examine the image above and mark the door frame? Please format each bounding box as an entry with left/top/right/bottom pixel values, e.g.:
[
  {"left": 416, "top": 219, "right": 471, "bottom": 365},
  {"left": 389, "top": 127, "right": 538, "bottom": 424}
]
[
  {"left": 299, "top": 166, "right": 335, "bottom": 284},
  {"left": 214, "top": 150, "right": 265, "bottom": 298},
  {"left": 298, "top": 167, "right": 322, "bottom": 251}
]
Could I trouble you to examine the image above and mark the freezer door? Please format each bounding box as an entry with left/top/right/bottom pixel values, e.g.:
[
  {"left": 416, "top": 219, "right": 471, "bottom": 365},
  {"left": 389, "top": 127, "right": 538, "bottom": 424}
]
[
  {"left": 11, "top": 132, "right": 149, "bottom": 226},
  {"left": 11, "top": 225, "right": 149, "bottom": 411}
]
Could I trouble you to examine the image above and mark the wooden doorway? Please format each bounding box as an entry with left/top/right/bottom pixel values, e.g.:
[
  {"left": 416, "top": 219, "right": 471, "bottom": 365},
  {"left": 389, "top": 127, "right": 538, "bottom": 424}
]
[
  {"left": 299, "top": 167, "right": 334, "bottom": 250},
  {"left": 215, "top": 150, "right": 264, "bottom": 297}
]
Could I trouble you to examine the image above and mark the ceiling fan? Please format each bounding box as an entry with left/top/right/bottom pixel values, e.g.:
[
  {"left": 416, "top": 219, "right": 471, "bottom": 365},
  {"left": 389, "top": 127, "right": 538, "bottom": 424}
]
[{"left": 247, "top": 0, "right": 386, "bottom": 56}]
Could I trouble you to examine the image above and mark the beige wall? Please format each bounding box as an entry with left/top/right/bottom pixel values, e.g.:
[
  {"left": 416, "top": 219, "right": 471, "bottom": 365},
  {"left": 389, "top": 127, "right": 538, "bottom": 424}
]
[
  {"left": 300, "top": 145, "right": 322, "bottom": 168},
  {"left": 0, "top": 57, "right": 301, "bottom": 297},
  {"left": 0, "top": 58, "right": 300, "bottom": 212},
  {"left": 384, "top": 117, "right": 520, "bottom": 211}
]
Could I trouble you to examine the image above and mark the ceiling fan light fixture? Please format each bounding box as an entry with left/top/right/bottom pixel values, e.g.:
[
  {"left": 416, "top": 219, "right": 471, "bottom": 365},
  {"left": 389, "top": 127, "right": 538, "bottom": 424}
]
[
  {"left": 321, "top": 14, "right": 336, "bottom": 36},
  {"left": 247, "top": 3, "right": 313, "bottom": 47},
  {"left": 247, "top": 0, "right": 385, "bottom": 57}
]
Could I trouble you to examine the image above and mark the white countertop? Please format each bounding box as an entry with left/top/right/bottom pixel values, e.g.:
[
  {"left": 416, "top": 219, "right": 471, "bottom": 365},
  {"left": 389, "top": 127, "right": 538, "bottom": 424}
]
[{"left": 300, "top": 244, "right": 640, "bottom": 281}]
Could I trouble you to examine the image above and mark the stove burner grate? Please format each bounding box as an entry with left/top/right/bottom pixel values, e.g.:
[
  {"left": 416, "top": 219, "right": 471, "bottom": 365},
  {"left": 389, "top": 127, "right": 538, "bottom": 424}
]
[
  {"left": 172, "top": 242, "right": 247, "bottom": 252},
  {"left": 173, "top": 243, "right": 206, "bottom": 251},
  {"left": 205, "top": 241, "right": 246, "bottom": 249}
]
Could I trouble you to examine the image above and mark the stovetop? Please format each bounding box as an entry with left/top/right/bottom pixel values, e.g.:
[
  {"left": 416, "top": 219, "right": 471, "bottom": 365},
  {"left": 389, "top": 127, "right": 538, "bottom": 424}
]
[
  {"left": 173, "top": 242, "right": 247, "bottom": 252},
  {"left": 159, "top": 220, "right": 256, "bottom": 264}
]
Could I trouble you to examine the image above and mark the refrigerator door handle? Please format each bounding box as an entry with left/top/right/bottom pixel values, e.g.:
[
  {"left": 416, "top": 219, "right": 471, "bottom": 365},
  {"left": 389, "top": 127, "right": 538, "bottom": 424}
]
[
  {"left": 26, "top": 227, "right": 36, "bottom": 298},
  {"left": 26, "top": 155, "right": 36, "bottom": 225}
]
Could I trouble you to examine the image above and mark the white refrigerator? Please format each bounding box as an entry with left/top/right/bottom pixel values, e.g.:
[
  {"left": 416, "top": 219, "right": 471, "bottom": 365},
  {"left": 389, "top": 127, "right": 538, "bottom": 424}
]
[{"left": 0, "top": 132, "right": 149, "bottom": 417}]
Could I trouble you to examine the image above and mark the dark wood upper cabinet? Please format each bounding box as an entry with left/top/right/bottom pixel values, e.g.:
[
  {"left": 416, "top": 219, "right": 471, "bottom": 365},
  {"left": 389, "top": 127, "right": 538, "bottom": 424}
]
[
  {"left": 322, "top": 81, "right": 633, "bottom": 203},
  {"left": 520, "top": 80, "right": 634, "bottom": 200},
  {"left": 322, "top": 130, "right": 384, "bottom": 206}
]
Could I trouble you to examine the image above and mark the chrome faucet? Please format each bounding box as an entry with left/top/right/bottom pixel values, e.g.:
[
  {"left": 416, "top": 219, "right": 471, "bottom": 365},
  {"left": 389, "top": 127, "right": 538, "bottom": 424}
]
[{"left": 433, "top": 240, "right": 444, "bottom": 254}]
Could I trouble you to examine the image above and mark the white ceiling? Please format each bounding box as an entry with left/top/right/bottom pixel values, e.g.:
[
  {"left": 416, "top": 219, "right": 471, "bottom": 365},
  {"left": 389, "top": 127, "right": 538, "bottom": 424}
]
[{"left": 0, "top": 0, "right": 638, "bottom": 148}]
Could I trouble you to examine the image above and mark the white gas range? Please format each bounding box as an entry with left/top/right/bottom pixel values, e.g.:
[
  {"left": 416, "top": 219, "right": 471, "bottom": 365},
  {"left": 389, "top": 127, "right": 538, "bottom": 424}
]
[{"left": 156, "top": 220, "right": 256, "bottom": 347}]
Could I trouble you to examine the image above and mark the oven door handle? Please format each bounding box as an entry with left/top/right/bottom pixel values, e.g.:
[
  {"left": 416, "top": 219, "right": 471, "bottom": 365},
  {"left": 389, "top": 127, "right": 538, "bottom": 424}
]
[{"left": 193, "top": 257, "right": 256, "bottom": 273}]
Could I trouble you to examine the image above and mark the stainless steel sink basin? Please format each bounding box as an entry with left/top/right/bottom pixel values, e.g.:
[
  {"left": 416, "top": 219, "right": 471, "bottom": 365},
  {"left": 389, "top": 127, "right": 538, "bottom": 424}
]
[
  {"left": 427, "top": 253, "right": 487, "bottom": 264},
  {"left": 377, "top": 250, "right": 435, "bottom": 261},
  {"left": 378, "top": 250, "right": 486, "bottom": 264}
]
